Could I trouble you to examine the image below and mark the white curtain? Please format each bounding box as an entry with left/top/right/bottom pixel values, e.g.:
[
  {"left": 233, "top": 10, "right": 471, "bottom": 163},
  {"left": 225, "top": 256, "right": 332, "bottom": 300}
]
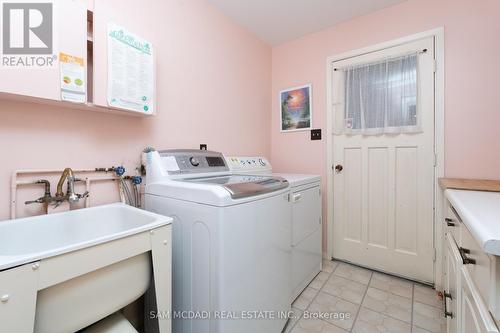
[{"left": 333, "top": 53, "right": 421, "bottom": 135}]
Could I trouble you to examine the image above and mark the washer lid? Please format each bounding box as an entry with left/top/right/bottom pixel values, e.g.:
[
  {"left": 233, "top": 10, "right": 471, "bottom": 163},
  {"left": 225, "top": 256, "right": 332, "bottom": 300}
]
[{"left": 178, "top": 175, "right": 289, "bottom": 199}]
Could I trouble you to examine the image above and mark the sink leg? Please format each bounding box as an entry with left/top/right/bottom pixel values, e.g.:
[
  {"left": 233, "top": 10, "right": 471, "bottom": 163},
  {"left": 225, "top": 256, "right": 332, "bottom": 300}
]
[{"left": 150, "top": 226, "right": 172, "bottom": 333}]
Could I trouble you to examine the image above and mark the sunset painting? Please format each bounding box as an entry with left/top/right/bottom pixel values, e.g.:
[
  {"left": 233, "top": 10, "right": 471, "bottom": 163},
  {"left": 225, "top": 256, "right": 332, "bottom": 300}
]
[{"left": 280, "top": 84, "right": 312, "bottom": 132}]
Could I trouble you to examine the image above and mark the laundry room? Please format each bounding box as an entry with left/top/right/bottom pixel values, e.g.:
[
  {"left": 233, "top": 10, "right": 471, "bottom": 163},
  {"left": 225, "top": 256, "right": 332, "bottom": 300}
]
[{"left": 1, "top": 0, "right": 500, "bottom": 332}]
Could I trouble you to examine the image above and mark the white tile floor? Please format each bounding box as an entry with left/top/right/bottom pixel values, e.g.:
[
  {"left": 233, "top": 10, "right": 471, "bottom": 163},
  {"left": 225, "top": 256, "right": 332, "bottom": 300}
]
[{"left": 283, "top": 260, "right": 446, "bottom": 333}]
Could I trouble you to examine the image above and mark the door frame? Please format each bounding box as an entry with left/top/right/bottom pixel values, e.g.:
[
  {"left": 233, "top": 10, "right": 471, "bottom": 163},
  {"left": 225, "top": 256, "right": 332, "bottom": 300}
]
[{"left": 325, "top": 27, "right": 445, "bottom": 288}]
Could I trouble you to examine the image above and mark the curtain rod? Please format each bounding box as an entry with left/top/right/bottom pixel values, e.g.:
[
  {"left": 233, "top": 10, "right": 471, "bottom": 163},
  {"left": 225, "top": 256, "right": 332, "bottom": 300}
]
[{"left": 333, "top": 48, "right": 427, "bottom": 71}]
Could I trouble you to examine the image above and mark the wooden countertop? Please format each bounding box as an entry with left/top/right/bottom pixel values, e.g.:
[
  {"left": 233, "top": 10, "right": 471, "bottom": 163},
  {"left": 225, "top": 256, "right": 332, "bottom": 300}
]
[{"left": 439, "top": 178, "right": 500, "bottom": 192}]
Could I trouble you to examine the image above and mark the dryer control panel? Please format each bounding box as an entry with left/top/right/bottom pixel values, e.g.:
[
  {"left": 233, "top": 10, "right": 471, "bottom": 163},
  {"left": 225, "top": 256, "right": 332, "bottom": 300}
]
[{"left": 225, "top": 156, "right": 272, "bottom": 174}]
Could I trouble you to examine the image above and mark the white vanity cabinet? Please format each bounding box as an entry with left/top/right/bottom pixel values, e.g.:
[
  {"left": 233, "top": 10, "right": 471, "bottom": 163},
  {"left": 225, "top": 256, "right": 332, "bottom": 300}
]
[
  {"left": 460, "top": 266, "right": 499, "bottom": 333},
  {"left": 444, "top": 233, "right": 460, "bottom": 332},
  {"left": 443, "top": 191, "right": 500, "bottom": 333}
]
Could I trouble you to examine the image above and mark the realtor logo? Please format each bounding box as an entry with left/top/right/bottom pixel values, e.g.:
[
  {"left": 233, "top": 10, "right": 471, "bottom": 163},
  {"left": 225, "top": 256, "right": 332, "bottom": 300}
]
[
  {"left": 2, "top": 2, "right": 53, "bottom": 54},
  {"left": 1, "top": 1, "right": 55, "bottom": 67}
]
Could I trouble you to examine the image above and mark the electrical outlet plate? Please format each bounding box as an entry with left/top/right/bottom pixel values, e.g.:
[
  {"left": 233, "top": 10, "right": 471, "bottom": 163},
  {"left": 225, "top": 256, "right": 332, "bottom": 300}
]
[{"left": 311, "top": 129, "right": 321, "bottom": 140}]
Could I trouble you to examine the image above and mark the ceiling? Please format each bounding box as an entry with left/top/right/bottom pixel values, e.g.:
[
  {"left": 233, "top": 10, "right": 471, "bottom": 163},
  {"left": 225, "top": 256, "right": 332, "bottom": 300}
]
[{"left": 207, "top": 0, "right": 407, "bottom": 45}]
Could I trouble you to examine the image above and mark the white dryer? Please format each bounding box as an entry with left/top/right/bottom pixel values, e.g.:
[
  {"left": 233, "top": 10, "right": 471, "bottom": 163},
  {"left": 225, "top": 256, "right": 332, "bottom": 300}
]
[
  {"left": 225, "top": 156, "right": 322, "bottom": 301},
  {"left": 144, "top": 150, "right": 291, "bottom": 333}
]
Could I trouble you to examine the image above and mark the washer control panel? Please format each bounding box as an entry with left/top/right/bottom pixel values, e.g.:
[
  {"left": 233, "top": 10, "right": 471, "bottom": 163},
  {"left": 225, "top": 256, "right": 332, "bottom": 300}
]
[
  {"left": 225, "top": 156, "right": 272, "bottom": 173},
  {"left": 158, "top": 149, "right": 229, "bottom": 174}
]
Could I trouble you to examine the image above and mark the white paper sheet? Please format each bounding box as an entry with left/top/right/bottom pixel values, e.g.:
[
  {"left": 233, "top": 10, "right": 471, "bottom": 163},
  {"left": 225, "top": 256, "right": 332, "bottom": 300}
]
[
  {"left": 60, "top": 52, "right": 86, "bottom": 103},
  {"left": 107, "top": 23, "right": 155, "bottom": 114}
]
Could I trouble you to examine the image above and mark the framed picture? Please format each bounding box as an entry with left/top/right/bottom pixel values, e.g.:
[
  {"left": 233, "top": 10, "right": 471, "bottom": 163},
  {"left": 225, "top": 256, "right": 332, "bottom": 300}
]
[{"left": 280, "top": 84, "right": 312, "bottom": 132}]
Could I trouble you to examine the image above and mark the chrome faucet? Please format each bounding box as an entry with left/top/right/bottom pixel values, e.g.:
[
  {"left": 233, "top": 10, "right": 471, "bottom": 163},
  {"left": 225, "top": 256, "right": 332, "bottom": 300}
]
[
  {"left": 55, "top": 168, "right": 88, "bottom": 203},
  {"left": 25, "top": 168, "right": 89, "bottom": 208}
]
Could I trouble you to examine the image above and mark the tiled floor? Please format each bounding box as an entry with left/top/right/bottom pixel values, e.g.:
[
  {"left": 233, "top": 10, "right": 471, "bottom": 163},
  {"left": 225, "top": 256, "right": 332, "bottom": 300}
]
[{"left": 283, "top": 260, "right": 446, "bottom": 333}]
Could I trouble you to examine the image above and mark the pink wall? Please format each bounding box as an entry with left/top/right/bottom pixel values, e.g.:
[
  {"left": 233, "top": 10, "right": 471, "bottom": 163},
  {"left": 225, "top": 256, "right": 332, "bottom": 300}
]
[
  {"left": 270, "top": 0, "right": 500, "bottom": 252},
  {"left": 0, "top": 0, "right": 271, "bottom": 220}
]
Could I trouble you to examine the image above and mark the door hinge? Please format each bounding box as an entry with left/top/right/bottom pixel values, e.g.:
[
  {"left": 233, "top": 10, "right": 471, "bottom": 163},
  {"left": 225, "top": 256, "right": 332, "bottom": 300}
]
[
  {"left": 434, "top": 153, "right": 438, "bottom": 167},
  {"left": 319, "top": 188, "right": 321, "bottom": 196},
  {"left": 433, "top": 248, "right": 437, "bottom": 262},
  {"left": 433, "top": 59, "right": 437, "bottom": 73}
]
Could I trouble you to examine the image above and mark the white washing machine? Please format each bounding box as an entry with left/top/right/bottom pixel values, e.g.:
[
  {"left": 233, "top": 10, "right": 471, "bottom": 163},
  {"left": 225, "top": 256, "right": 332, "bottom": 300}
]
[
  {"left": 144, "top": 150, "right": 292, "bottom": 333},
  {"left": 225, "top": 156, "right": 322, "bottom": 301}
]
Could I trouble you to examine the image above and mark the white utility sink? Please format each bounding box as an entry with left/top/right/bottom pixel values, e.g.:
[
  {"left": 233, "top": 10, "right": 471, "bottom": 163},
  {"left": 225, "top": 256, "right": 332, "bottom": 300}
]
[
  {"left": 0, "top": 203, "right": 172, "bottom": 333},
  {"left": 0, "top": 203, "right": 171, "bottom": 270}
]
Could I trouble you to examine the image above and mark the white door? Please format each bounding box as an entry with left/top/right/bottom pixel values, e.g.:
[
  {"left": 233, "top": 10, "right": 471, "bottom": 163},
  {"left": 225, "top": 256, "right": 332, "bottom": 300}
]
[{"left": 332, "top": 37, "right": 435, "bottom": 283}]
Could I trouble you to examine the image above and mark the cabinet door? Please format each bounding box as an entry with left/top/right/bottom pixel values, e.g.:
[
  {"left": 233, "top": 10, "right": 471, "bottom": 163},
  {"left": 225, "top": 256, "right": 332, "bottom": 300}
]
[
  {"left": 460, "top": 266, "right": 499, "bottom": 333},
  {"left": 460, "top": 220, "right": 491, "bottom": 307},
  {"left": 0, "top": 263, "right": 40, "bottom": 333},
  {"left": 445, "top": 233, "right": 461, "bottom": 333},
  {"left": 0, "top": 0, "right": 87, "bottom": 101},
  {"left": 93, "top": 0, "right": 156, "bottom": 113}
]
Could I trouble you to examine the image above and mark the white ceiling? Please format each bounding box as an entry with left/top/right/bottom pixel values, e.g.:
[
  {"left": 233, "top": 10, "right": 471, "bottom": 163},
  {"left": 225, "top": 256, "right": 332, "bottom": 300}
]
[{"left": 207, "top": 0, "right": 407, "bottom": 45}]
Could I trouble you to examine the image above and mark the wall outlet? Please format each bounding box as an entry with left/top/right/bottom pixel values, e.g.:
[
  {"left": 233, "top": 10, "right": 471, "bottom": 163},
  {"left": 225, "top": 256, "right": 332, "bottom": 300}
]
[{"left": 311, "top": 129, "right": 322, "bottom": 140}]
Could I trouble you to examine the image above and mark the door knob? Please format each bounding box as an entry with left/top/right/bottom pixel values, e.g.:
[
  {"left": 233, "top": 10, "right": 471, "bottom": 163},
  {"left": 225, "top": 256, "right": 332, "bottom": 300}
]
[{"left": 334, "top": 165, "right": 343, "bottom": 173}]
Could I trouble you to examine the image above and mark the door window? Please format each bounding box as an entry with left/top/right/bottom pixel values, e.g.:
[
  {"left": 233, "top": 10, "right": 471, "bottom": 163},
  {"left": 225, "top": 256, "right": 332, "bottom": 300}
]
[{"left": 334, "top": 53, "right": 421, "bottom": 135}]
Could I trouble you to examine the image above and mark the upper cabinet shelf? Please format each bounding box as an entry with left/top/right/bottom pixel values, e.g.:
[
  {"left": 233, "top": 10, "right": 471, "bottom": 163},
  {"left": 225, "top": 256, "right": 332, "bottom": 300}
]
[
  {"left": 0, "top": 0, "right": 156, "bottom": 117},
  {"left": 0, "top": 91, "right": 151, "bottom": 117}
]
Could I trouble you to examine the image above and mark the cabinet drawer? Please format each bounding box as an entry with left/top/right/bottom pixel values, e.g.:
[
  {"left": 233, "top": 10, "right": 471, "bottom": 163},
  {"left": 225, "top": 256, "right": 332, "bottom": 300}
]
[
  {"left": 445, "top": 206, "right": 462, "bottom": 245},
  {"left": 460, "top": 266, "right": 499, "bottom": 333},
  {"left": 460, "top": 220, "right": 491, "bottom": 307}
]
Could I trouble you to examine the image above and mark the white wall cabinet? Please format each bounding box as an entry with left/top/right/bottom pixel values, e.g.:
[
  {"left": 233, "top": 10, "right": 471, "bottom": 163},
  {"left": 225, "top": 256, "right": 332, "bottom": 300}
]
[
  {"left": 0, "top": 0, "right": 154, "bottom": 117},
  {"left": 0, "top": 0, "right": 88, "bottom": 101},
  {"left": 443, "top": 201, "right": 500, "bottom": 333},
  {"left": 92, "top": 0, "right": 156, "bottom": 114}
]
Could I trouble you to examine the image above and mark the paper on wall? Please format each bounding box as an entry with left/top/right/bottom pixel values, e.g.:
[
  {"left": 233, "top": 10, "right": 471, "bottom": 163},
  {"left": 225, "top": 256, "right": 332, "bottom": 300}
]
[
  {"left": 60, "top": 52, "right": 86, "bottom": 103},
  {"left": 107, "top": 23, "right": 155, "bottom": 114}
]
